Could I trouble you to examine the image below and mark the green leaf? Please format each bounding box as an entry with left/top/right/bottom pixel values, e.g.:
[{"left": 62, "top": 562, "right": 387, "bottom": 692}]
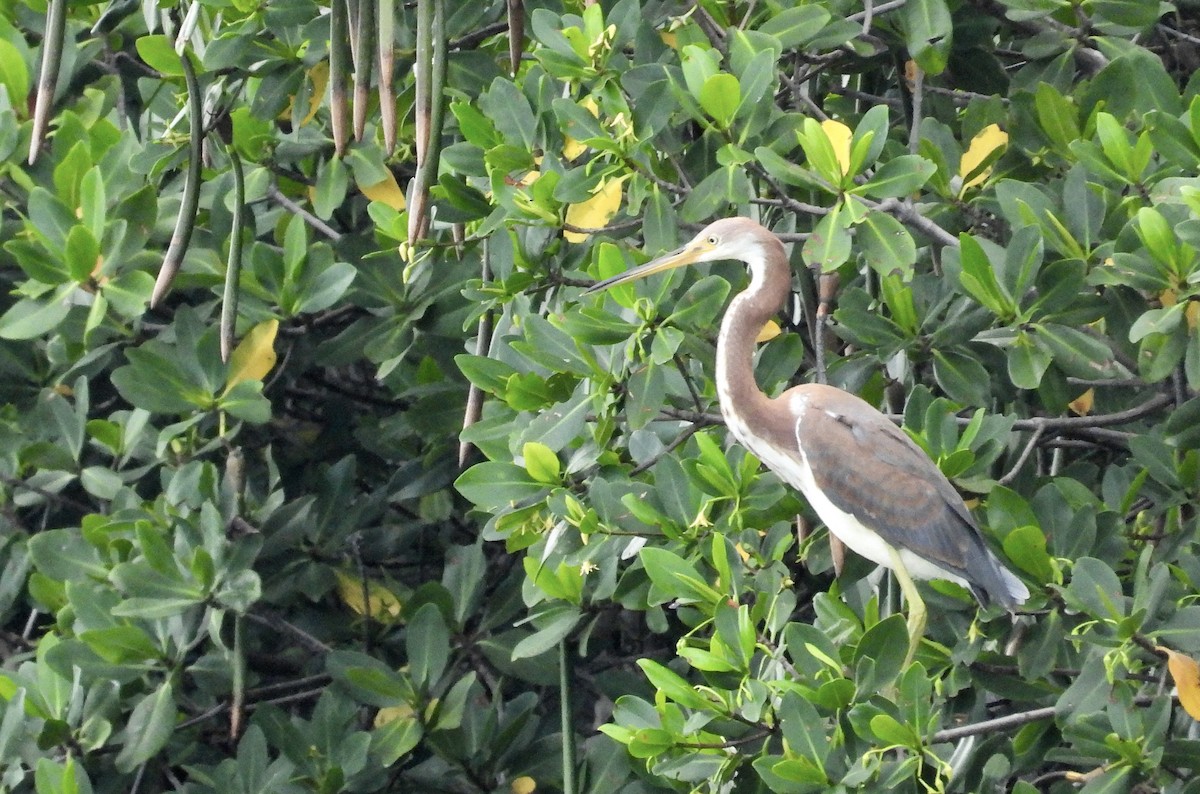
[
  {"left": 135, "top": 35, "right": 185, "bottom": 77},
  {"left": 802, "top": 203, "right": 852, "bottom": 272},
  {"left": 698, "top": 73, "right": 740, "bottom": 128},
  {"left": 637, "top": 659, "right": 711, "bottom": 710},
  {"left": 956, "top": 234, "right": 1013, "bottom": 317},
  {"left": 859, "top": 155, "right": 936, "bottom": 199},
  {"left": 1002, "top": 525, "right": 1054, "bottom": 582},
  {"left": 0, "top": 38, "right": 29, "bottom": 106},
  {"left": 511, "top": 606, "right": 580, "bottom": 660},
  {"left": 1032, "top": 323, "right": 1120, "bottom": 379},
  {"left": 857, "top": 210, "right": 915, "bottom": 279},
  {"left": 756, "top": 5, "right": 832, "bottom": 48},
  {"left": 932, "top": 349, "right": 989, "bottom": 405},
  {"left": 454, "top": 462, "right": 548, "bottom": 510},
  {"left": 778, "top": 691, "right": 830, "bottom": 769},
  {"left": 111, "top": 347, "right": 208, "bottom": 415},
  {"left": 479, "top": 78, "right": 535, "bottom": 149},
  {"left": 327, "top": 650, "right": 413, "bottom": 706},
  {"left": 0, "top": 295, "right": 71, "bottom": 341},
  {"left": 522, "top": 441, "right": 561, "bottom": 485},
  {"left": 78, "top": 625, "right": 160, "bottom": 664},
  {"left": 28, "top": 529, "right": 106, "bottom": 581},
  {"left": 639, "top": 547, "right": 722, "bottom": 604},
  {"left": 454, "top": 355, "right": 519, "bottom": 395},
  {"left": 902, "top": 0, "right": 952, "bottom": 73},
  {"left": 114, "top": 682, "right": 176, "bottom": 773},
  {"left": 407, "top": 603, "right": 449, "bottom": 689},
  {"left": 754, "top": 146, "right": 828, "bottom": 190},
  {"left": 432, "top": 672, "right": 476, "bottom": 731},
  {"left": 853, "top": 614, "right": 909, "bottom": 685},
  {"left": 1034, "top": 82, "right": 1079, "bottom": 152},
  {"left": 1064, "top": 557, "right": 1126, "bottom": 619},
  {"left": 798, "top": 117, "right": 843, "bottom": 186},
  {"left": 372, "top": 714, "right": 423, "bottom": 766},
  {"left": 1007, "top": 335, "right": 1052, "bottom": 389},
  {"left": 79, "top": 167, "right": 106, "bottom": 242},
  {"left": 870, "top": 713, "right": 917, "bottom": 747},
  {"left": 218, "top": 380, "right": 272, "bottom": 424}
]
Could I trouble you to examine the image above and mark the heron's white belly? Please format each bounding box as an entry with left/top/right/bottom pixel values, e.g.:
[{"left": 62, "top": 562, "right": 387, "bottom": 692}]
[{"left": 724, "top": 405, "right": 969, "bottom": 587}]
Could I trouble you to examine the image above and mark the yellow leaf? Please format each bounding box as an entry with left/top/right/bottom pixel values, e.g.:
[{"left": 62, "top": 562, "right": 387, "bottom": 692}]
[
  {"left": 1068, "top": 388, "right": 1094, "bottom": 416},
  {"left": 563, "top": 96, "right": 599, "bottom": 161},
  {"left": 960, "top": 124, "right": 1008, "bottom": 192},
  {"left": 301, "top": 62, "right": 329, "bottom": 127},
  {"left": 278, "top": 63, "right": 329, "bottom": 125},
  {"left": 511, "top": 777, "right": 537, "bottom": 794},
  {"left": 659, "top": 29, "right": 677, "bottom": 48},
  {"left": 820, "top": 119, "right": 853, "bottom": 176},
  {"left": 224, "top": 319, "right": 278, "bottom": 393},
  {"left": 334, "top": 569, "right": 404, "bottom": 623},
  {"left": 375, "top": 704, "right": 415, "bottom": 727},
  {"left": 564, "top": 175, "right": 628, "bottom": 243},
  {"left": 755, "top": 320, "right": 782, "bottom": 343},
  {"left": 361, "top": 170, "right": 407, "bottom": 210},
  {"left": 1160, "top": 646, "right": 1200, "bottom": 720}
]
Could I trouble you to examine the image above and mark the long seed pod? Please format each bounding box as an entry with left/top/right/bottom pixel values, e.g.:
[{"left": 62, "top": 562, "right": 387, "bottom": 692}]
[
  {"left": 458, "top": 246, "right": 494, "bottom": 469},
  {"left": 408, "top": 0, "right": 445, "bottom": 242},
  {"left": 329, "top": 0, "right": 350, "bottom": 156},
  {"left": 351, "top": 0, "right": 374, "bottom": 140},
  {"left": 219, "top": 143, "right": 246, "bottom": 363},
  {"left": 378, "top": 0, "right": 395, "bottom": 154},
  {"left": 412, "top": 0, "right": 431, "bottom": 165},
  {"left": 506, "top": 0, "right": 523, "bottom": 77},
  {"left": 150, "top": 49, "right": 203, "bottom": 309},
  {"left": 28, "top": 0, "right": 67, "bottom": 165}
]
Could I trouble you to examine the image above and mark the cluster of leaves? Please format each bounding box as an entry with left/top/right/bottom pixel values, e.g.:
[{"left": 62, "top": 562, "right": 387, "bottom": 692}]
[{"left": 0, "top": 0, "right": 1199, "bottom": 792}]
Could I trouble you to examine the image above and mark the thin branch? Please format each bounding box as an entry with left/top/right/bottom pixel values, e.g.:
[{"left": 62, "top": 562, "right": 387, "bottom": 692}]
[
  {"left": 932, "top": 705, "right": 1056, "bottom": 742},
  {"left": 675, "top": 728, "right": 773, "bottom": 750},
  {"left": 267, "top": 184, "right": 343, "bottom": 242},
  {"left": 998, "top": 424, "right": 1044, "bottom": 486},
  {"left": 630, "top": 424, "right": 702, "bottom": 476},
  {"left": 933, "top": 694, "right": 1178, "bottom": 743},
  {"left": 867, "top": 197, "right": 959, "bottom": 249},
  {"left": 847, "top": 0, "right": 907, "bottom": 21}
]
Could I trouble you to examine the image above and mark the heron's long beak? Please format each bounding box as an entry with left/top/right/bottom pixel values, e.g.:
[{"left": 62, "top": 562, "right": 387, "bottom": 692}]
[{"left": 582, "top": 241, "right": 709, "bottom": 294}]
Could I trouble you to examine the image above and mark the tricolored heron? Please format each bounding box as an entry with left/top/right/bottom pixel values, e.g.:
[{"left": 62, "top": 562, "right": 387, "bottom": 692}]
[{"left": 586, "top": 217, "right": 1028, "bottom": 668}]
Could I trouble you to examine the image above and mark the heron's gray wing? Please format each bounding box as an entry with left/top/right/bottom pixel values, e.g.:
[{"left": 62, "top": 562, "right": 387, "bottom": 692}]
[{"left": 792, "top": 389, "right": 1026, "bottom": 607}]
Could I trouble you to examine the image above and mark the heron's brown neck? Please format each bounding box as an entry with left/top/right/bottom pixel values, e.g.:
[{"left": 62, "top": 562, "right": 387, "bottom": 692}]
[{"left": 715, "top": 238, "right": 791, "bottom": 423}]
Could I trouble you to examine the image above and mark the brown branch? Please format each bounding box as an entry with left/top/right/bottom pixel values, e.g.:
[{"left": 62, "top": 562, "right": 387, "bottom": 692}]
[{"left": 268, "top": 184, "right": 343, "bottom": 242}]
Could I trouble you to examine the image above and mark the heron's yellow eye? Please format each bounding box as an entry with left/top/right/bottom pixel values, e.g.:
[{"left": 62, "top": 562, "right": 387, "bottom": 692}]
[{"left": 707, "top": 235, "right": 718, "bottom": 245}]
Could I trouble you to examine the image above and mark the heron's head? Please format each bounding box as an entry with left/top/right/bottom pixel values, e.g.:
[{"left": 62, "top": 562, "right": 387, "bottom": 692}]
[{"left": 583, "top": 217, "right": 772, "bottom": 294}]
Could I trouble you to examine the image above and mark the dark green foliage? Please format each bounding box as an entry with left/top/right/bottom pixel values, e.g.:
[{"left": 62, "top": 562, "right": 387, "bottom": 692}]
[{"left": 1, "top": 0, "right": 1199, "bottom": 792}]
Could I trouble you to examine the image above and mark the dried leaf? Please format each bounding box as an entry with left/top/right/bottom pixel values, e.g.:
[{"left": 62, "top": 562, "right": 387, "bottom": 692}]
[
  {"left": 563, "top": 96, "right": 598, "bottom": 161},
  {"left": 301, "top": 62, "right": 328, "bottom": 126},
  {"left": 960, "top": 123, "right": 1008, "bottom": 191},
  {"left": 224, "top": 319, "right": 278, "bottom": 393},
  {"left": 1160, "top": 646, "right": 1200, "bottom": 720},
  {"left": 755, "top": 320, "right": 781, "bottom": 343},
  {"left": 1069, "top": 388, "right": 1094, "bottom": 416},
  {"left": 374, "top": 703, "right": 415, "bottom": 727},
  {"left": 564, "top": 175, "right": 627, "bottom": 243},
  {"left": 335, "top": 569, "right": 404, "bottom": 623},
  {"left": 511, "top": 777, "right": 537, "bottom": 794},
  {"left": 820, "top": 119, "right": 852, "bottom": 176},
  {"left": 360, "top": 171, "right": 406, "bottom": 210}
]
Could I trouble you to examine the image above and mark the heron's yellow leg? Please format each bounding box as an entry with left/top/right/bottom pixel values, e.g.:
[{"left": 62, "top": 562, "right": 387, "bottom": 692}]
[{"left": 886, "top": 546, "right": 926, "bottom": 671}]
